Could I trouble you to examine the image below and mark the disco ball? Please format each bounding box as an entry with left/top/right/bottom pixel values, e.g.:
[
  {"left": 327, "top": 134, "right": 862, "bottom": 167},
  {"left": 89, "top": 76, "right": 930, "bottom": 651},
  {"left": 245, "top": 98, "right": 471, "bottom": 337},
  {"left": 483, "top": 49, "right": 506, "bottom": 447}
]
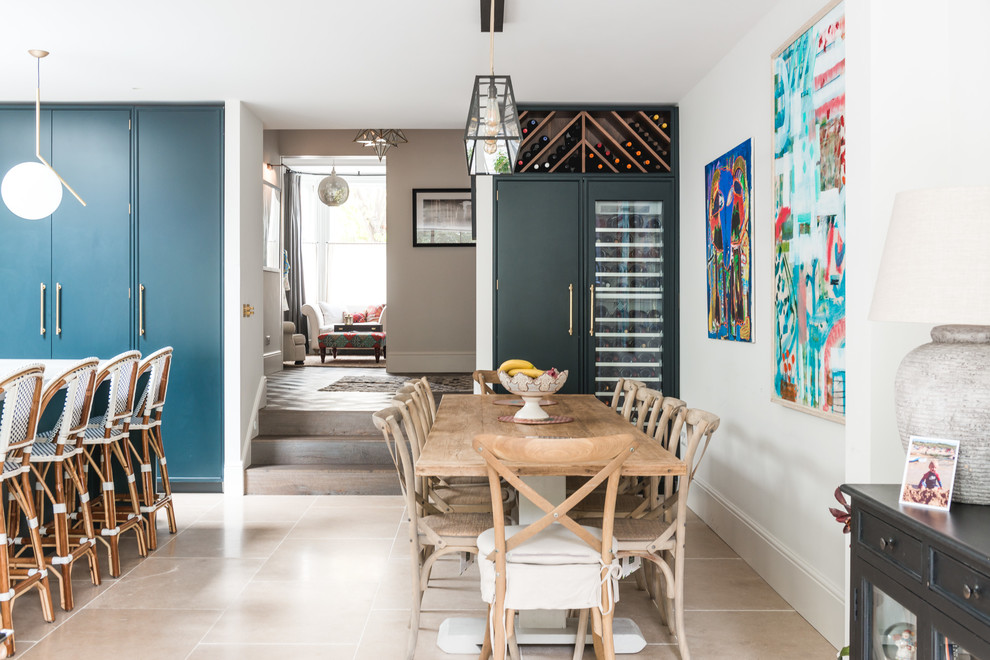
[{"left": 317, "top": 169, "right": 349, "bottom": 206}]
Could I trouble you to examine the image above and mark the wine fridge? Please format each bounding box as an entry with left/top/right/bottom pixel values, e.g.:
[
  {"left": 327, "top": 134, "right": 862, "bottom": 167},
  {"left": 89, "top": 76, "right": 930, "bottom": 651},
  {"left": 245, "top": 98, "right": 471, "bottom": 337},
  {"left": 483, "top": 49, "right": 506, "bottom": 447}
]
[{"left": 592, "top": 200, "right": 664, "bottom": 401}]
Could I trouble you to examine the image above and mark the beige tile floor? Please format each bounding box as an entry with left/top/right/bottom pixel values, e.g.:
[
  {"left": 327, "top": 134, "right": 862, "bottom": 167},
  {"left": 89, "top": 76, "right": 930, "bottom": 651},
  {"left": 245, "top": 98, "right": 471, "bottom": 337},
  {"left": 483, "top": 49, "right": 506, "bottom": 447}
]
[{"left": 12, "top": 494, "right": 837, "bottom": 659}]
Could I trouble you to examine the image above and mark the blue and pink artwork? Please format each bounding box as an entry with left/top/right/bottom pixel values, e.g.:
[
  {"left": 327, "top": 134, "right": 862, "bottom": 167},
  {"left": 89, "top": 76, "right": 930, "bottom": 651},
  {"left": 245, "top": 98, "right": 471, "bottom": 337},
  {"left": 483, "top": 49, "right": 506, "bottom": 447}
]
[
  {"left": 772, "top": 0, "right": 846, "bottom": 418},
  {"left": 705, "top": 139, "right": 752, "bottom": 342}
]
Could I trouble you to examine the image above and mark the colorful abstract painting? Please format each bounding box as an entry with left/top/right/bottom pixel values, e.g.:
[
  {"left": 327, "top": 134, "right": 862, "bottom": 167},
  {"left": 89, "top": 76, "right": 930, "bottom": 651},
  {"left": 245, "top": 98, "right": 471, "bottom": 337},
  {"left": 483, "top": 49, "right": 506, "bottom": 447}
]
[
  {"left": 772, "top": 0, "right": 846, "bottom": 419},
  {"left": 706, "top": 139, "right": 753, "bottom": 342}
]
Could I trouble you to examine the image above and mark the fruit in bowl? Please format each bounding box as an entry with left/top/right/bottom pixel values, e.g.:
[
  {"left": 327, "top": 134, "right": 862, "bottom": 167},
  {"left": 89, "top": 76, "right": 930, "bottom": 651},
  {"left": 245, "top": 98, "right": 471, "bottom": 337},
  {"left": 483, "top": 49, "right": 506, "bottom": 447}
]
[{"left": 496, "top": 359, "right": 568, "bottom": 420}]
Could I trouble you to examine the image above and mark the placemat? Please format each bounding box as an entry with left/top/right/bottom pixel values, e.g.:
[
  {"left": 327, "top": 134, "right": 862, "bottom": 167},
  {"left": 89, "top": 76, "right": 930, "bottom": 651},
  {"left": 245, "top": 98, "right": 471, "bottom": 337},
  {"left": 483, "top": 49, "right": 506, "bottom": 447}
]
[
  {"left": 492, "top": 399, "right": 558, "bottom": 406},
  {"left": 497, "top": 415, "right": 574, "bottom": 425}
]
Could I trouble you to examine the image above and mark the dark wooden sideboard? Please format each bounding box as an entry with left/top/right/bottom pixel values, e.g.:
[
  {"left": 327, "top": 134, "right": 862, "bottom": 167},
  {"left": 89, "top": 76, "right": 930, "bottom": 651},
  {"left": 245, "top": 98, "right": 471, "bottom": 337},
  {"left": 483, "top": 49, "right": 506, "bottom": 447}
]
[{"left": 842, "top": 484, "right": 990, "bottom": 659}]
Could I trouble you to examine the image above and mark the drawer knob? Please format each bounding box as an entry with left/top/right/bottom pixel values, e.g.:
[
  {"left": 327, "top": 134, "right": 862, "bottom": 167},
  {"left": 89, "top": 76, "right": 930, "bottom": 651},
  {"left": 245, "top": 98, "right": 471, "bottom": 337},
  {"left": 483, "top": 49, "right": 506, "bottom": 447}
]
[
  {"left": 963, "top": 584, "right": 981, "bottom": 600},
  {"left": 879, "top": 537, "right": 896, "bottom": 551}
]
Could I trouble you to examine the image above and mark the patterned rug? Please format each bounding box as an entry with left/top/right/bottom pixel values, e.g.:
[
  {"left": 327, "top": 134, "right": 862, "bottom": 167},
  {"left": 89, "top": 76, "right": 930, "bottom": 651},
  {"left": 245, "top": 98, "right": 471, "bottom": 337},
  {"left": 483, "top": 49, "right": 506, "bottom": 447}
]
[{"left": 319, "top": 374, "right": 473, "bottom": 394}]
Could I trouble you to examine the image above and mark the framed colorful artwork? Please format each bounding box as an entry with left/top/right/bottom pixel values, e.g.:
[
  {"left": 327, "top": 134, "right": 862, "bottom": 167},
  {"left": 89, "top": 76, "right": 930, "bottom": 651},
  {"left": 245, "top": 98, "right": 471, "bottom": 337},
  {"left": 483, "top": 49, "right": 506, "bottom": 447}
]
[
  {"left": 771, "top": 0, "right": 846, "bottom": 421},
  {"left": 705, "top": 138, "right": 753, "bottom": 342}
]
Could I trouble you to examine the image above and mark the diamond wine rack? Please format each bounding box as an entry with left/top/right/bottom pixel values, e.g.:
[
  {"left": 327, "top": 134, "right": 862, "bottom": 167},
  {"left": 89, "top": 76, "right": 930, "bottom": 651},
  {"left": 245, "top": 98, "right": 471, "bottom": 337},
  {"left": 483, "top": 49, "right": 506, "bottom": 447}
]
[{"left": 514, "top": 107, "right": 675, "bottom": 174}]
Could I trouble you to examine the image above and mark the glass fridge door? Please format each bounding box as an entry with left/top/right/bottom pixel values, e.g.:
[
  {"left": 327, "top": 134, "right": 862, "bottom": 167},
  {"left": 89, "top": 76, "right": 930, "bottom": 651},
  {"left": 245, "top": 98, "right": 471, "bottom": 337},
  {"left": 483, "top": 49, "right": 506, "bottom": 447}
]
[{"left": 593, "top": 200, "right": 664, "bottom": 402}]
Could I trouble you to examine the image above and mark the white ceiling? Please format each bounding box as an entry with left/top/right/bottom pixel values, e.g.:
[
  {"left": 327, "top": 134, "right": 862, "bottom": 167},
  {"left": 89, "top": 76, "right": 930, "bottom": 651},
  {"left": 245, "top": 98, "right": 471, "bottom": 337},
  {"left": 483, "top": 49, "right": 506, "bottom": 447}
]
[{"left": 0, "top": 1, "right": 779, "bottom": 129}]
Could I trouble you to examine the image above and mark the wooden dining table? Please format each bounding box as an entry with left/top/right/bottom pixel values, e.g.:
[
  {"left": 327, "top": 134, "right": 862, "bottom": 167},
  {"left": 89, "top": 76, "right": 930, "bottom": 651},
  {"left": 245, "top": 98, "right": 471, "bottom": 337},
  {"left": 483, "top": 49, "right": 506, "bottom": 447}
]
[{"left": 416, "top": 393, "right": 687, "bottom": 655}]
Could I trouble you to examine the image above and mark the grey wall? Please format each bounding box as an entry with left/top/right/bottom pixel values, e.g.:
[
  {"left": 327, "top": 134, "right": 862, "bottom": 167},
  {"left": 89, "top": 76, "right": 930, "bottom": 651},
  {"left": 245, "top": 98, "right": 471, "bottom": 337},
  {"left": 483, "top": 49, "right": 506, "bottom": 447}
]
[{"left": 272, "top": 129, "right": 475, "bottom": 372}]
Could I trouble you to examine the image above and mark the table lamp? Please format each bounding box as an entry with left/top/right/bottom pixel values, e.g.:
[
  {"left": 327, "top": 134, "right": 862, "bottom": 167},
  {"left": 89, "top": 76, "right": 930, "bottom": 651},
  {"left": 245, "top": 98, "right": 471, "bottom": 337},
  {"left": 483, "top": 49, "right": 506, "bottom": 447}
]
[{"left": 870, "top": 186, "right": 990, "bottom": 504}]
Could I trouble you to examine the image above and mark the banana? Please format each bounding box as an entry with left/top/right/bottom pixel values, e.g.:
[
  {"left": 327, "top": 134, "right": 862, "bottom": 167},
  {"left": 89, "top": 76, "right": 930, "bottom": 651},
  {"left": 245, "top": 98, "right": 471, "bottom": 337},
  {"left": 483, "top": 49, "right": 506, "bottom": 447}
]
[
  {"left": 498, "top": 358, "right": 534, "bottom": 373},
  {"left": 515, "top": 368, "right": 545, "bottom": 378}
]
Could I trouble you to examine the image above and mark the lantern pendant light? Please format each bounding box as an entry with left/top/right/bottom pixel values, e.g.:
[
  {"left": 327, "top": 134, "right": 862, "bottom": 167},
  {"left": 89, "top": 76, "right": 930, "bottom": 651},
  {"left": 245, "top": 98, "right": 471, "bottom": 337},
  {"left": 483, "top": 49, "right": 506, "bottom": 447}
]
[
  {"left": 463, "top": 0, "right": 521, "bottom": 175},
  {"left": 1, "top": 50, "right": 85, "bottom": 220}
]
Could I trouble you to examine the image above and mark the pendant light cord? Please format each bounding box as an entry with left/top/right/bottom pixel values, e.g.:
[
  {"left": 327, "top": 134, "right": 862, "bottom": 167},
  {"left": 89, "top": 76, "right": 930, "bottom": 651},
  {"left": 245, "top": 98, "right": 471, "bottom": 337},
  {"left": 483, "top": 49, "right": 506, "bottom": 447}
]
[{"left": 489, "top": 0, "right": 495, "bottom": 75}]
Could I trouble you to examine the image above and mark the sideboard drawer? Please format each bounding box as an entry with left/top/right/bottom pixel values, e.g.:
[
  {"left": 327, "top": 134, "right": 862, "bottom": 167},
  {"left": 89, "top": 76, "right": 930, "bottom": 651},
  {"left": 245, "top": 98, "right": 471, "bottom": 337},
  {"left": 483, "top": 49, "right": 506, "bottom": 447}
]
[
  {"left": 858, "top": 510, "right": 923, "bottom": 578},
  {"left": 932, "top": 550, "right": 990, "bottom": 623}
]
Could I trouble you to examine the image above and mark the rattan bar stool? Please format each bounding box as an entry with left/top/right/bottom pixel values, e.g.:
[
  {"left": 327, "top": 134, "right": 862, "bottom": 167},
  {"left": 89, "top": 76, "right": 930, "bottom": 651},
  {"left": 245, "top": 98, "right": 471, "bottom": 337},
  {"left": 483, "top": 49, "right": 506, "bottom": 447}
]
[
  {"left": 0, "top": 364, "right": 56, "bottom": 655},
  {"left": 27, "top": 359, "right": 102, "bottom": 611},
  {"left": 125, "top": 347, "right": 176, "bottom": 551},
  {"left": 81, "top": 351, "right": 148, "bottom": 577}
]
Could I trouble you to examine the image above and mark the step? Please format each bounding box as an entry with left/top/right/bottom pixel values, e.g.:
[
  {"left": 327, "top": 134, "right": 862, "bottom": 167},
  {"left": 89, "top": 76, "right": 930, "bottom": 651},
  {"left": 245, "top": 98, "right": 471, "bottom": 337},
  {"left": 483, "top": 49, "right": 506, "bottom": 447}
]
[
  {"left": 251, "top": 435, "right": 393, "bottom": 466},
  {"left": 258, "top": 409, "right": 377, "bottom": 437},
  {"left": 244, "top": 464, "right": 401, "bottom": 496}
]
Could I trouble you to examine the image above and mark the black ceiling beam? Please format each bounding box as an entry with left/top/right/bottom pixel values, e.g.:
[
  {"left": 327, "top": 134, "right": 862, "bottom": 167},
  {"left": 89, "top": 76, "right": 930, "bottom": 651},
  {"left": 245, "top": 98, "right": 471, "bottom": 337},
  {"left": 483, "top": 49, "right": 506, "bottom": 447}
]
[{"left": 481, "top": 0, "right": 504, "bottom": 32}]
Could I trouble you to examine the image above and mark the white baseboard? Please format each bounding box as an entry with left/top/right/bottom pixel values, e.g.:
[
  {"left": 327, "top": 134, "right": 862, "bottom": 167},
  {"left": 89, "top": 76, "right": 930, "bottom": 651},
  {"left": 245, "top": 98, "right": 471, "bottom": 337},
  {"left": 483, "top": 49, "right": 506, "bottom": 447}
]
[
  {"left": 688, "top": 480, "right": 845, "bottom": 649},
  {"left": 263, "top": 351, "right": 282, "bottom": 375},
  {"left": 386, "top": 350, "right": 476, "bottom": 373}
]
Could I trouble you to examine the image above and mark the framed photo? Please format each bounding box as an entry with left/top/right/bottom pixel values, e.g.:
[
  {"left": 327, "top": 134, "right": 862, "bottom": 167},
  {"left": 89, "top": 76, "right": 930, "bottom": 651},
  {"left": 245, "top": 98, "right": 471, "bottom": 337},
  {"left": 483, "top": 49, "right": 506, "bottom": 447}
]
[
  {"left": 899, "top": 436, "right": 960, "bottom": 511},
  {"left": 413, "top": 188, "right": 475, "bottom": 247},
  {"left": 770, "top": 0, "right": 846, "bottom": 421},
  {"left": 705, "top": 138, "right": 753, "bottom": 342}
]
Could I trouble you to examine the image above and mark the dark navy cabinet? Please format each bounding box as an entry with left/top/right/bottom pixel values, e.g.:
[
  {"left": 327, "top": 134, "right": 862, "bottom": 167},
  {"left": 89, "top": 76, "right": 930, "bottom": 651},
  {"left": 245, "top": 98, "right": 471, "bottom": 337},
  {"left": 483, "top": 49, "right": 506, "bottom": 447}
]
[
  {"left": 493, "top": 176, "right": 678, "bottom": 399},
  {"left": 0, "top": 104, "right": 224, "bottom": 488},
  {"left": 137, "top": 107, "right": 223, "bottom": 486}
]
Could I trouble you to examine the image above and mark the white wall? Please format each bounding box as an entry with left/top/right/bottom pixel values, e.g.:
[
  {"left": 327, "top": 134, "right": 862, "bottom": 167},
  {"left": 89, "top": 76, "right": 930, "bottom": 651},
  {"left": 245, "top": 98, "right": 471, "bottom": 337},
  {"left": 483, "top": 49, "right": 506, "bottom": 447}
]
[
  {"left": 678, "top": 0, "right": 990, "bottom": 648},
  {"left": 224, "top": 100, "right": 265, "bottom": 495}
]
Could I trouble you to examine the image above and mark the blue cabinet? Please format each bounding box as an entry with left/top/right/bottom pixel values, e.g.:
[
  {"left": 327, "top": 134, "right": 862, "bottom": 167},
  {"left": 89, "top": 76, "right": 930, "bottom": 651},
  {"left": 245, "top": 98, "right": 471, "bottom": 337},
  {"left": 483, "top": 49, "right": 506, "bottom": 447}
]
[
  {"left": 0, "top": 109, "right": 53, "bottom": 357},
  {"left": 136, "top": 107, "right": 224, "bottom": 487},
  {"left": 51, "top": 110, "right": 132, "bottom": 358},
  {"left": 0, "top": 105, "right": 224, "bottom": 488}
]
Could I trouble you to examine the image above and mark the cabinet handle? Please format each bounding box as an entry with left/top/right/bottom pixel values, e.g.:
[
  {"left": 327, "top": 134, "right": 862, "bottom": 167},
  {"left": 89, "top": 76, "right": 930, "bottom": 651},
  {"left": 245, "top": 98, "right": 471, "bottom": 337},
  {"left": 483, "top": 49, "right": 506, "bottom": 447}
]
[
  {"left": 139, "top": 284, "right": 146, "bottom": 336},
  {"left": 568, "top": 284, "right": 573, "bottom": 336},
  {"left": 56, "top": 283, "right": 62, "bottom": 336},
  {"left": 878, "top": 537, "right": 895, "bottom": 552},
  {"left": 589, "top": 285, "right": 595, "bottom": 336},
  {"left": 40, "top": 283, "right": 46, "bottom": 336},
  {"left": 963, "top": 584, "right": 981, "bottom": 600}
]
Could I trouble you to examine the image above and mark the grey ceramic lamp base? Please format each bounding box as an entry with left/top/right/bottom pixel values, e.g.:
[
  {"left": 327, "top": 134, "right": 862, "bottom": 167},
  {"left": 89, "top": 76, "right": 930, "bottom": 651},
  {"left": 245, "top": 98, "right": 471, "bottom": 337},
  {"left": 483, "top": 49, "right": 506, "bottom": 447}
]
[{"left": 895, "top": 324, "right": 990, "bottom": 504}]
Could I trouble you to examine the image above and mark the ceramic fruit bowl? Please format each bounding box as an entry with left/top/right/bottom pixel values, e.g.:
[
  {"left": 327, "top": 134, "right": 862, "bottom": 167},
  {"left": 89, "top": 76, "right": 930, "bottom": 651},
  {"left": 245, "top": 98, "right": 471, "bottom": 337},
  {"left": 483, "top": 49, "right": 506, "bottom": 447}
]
[{"left": 497, "top": 369, "right": 568, "bottom": 420}]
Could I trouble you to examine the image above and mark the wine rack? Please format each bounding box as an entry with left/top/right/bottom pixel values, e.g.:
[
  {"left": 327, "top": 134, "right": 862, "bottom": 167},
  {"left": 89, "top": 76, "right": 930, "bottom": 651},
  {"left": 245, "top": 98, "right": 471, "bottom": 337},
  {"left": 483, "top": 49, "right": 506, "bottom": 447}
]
[{"left": 515, "top": 107, "right": 674, "bottom": 174}]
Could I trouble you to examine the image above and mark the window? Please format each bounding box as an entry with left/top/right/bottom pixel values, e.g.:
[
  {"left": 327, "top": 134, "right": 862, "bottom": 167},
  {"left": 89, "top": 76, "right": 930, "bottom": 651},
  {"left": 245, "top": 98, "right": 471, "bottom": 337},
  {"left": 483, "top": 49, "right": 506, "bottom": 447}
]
[{"left": 298, "top": 170, "right": 386, "bottom": 306}]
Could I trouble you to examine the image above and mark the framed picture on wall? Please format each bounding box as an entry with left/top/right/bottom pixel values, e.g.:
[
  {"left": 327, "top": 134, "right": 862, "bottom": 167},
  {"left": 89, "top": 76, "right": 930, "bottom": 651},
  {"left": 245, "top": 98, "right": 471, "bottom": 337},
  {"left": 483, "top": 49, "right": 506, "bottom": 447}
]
[
  {"left": 770, "top": 0, "right": 846, "bottom": 421},
  {"left": 705, "top": 138, "right": 753, "bottom": 343},
  {"left": 412, "top": 188, "right": 475, "bottom": 247}
]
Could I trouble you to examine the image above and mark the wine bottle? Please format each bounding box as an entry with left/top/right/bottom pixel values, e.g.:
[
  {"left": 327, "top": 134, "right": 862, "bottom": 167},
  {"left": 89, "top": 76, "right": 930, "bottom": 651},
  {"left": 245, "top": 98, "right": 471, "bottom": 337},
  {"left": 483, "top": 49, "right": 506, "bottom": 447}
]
[
  {"left": 523, "top": 118, "right": 538, "bottom": 136},
  {"left": 547, "top": 153, "right": 559, "bottom": 167},
  {"left": 556, "top": 144, "right": 567, "bottom": 157},
  {"left": 538, "top": 135, "right": 550, "bottom": 148}
]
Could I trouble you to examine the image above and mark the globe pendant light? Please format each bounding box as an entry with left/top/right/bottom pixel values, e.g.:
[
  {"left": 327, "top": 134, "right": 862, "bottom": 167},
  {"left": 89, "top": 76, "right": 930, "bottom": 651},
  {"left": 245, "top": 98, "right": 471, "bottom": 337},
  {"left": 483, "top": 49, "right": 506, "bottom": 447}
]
[
  {"left": 317, "top": 166, "right": 349, "bottom": 207},
  {"left": 1, "top": 50, "right": 85, "bottom": 220},
  {"left": 464, "top": 0, "right": 521, "bottom": 175}
]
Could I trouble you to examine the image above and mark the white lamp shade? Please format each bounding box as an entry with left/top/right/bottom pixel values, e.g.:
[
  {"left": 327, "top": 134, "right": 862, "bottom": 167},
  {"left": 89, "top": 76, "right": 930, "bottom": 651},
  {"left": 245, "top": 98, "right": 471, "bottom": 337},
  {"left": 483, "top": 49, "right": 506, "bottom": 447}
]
[
  {"left": 870, "top": 186, "right": 990, "bottom": 325},
  {"left": 1, "top": 161, "right": 63, "bottom": 220}
]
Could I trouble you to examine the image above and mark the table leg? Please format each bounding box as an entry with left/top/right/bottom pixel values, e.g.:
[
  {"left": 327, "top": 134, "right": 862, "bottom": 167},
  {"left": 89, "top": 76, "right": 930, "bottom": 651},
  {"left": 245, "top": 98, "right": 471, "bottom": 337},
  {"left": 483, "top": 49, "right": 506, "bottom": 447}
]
[{"left": 320, "top": 346, "right": 326, "bottom": 363}]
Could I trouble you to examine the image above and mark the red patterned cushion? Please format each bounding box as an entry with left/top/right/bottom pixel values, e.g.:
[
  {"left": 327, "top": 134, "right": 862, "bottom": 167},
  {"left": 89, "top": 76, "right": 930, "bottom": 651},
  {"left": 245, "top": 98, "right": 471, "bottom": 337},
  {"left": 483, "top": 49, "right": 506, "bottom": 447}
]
[
  {"left": 366, "top": 304, "right": 385, "bottom": 323},
  {"left": 351, "top": 312, "right": 367, "bottom": 323}
]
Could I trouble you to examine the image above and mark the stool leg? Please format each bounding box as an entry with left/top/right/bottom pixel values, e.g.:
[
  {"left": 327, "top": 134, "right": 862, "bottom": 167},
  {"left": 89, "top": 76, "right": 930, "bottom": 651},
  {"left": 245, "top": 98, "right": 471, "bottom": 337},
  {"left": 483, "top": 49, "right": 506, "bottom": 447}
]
[{"left": 320, "top": 346, "right": 326, "bottom": 363}]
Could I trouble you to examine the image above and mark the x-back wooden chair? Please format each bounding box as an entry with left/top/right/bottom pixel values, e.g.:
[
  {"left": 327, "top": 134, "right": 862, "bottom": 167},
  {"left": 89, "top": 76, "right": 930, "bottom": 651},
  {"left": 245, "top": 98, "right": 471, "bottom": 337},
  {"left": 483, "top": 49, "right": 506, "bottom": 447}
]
[
  {"left": 473, "top": 433, "right": 640, "bottom": 660},
  {"left": 372, "top": 407, "right": 492, "bottom": 660},
  {"left": 587, "top": 408, "right": 719, "bottom": 660},
  {"left": 472, "top": 370, "right": 499, "bottom": 395}
]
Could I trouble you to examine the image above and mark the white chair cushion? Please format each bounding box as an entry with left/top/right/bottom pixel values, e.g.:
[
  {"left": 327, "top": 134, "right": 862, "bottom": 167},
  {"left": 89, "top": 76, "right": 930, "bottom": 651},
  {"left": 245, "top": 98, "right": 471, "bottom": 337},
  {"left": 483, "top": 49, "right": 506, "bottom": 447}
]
[
  {"left": 477, "top": 524, "right": 605, "bottom": 565},
  {"left": 477, "top": 524, "right": 620, "bottom": 611}
]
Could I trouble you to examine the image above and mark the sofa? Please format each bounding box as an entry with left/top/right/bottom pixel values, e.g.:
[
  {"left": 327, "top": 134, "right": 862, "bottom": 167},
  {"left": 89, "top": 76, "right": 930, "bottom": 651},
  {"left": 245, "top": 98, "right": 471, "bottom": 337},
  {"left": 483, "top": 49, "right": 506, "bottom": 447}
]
[
  {"left": 300, "top": 302, "right": 387, "bottom": 354},
  {"left": 282, "top": 321, "right": 306, "bottom": 364}
]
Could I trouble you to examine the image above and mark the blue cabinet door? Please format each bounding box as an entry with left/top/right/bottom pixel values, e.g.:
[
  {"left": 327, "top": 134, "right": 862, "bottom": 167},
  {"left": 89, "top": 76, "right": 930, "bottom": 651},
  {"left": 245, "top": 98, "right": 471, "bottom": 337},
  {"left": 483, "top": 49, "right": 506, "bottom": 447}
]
[
  {"left": 136, "top": 107, "right": 223, "bottom": 486},
  {"left": 51, "top": 110, "right": 132, "bottom": 358},
  {"left": 0, "top": 109, "right": 53, "bottom": 357}
]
